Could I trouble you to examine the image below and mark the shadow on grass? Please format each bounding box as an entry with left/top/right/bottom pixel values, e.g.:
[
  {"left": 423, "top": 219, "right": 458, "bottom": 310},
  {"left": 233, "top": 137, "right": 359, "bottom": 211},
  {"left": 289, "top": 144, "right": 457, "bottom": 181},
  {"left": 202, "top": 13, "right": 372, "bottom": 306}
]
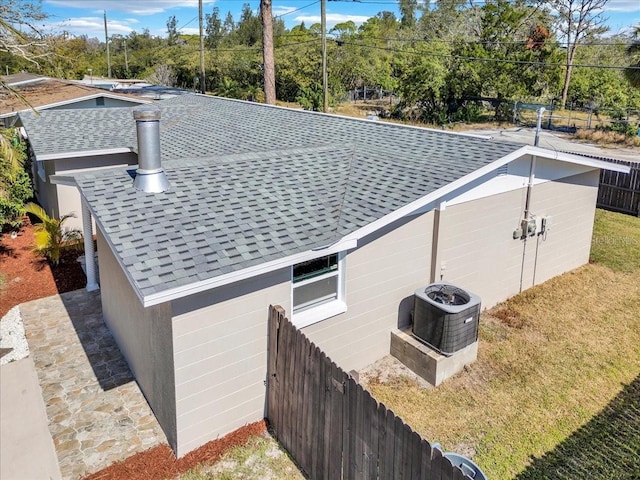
[{"left": 515, "top": 374, "right": 640, "bottom": 479}]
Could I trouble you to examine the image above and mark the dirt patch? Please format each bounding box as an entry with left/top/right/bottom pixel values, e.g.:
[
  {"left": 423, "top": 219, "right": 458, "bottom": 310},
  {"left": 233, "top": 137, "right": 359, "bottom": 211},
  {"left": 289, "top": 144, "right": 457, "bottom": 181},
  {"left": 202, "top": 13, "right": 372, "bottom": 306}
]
[
  {"left": 83, "top": 421, "right": 267, "bottom": 480},
  {"left": 0, "top": 220, "right": 87, "bottom": 317},
  {"left": 358, "top": 354, "right": 433, "bottom": 390}
]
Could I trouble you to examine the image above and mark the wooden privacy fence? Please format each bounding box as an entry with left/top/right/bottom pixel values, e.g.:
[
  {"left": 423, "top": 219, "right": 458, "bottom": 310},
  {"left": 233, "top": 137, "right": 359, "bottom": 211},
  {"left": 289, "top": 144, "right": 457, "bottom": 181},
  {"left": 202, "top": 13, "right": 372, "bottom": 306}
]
[
  {"left": 596, "top": 158, "right": 640, "bottom": 217},
  {"left": 266, "top": 305, "right": 473, "bottom": 480}
]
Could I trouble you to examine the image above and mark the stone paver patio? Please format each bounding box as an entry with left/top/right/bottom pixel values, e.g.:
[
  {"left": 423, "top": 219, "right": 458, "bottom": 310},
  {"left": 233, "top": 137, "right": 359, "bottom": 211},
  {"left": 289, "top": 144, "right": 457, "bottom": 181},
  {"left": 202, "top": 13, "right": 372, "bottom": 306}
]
[{"left": 20, "top": 289, "right": 167, "bottom": 479}]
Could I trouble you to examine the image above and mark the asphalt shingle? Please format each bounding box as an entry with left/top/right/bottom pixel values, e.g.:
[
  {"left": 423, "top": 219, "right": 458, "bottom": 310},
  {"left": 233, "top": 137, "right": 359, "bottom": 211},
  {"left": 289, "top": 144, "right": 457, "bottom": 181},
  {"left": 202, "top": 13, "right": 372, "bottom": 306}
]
[{"left": 24, "top": 95, "right": 526, "bottom": 301}]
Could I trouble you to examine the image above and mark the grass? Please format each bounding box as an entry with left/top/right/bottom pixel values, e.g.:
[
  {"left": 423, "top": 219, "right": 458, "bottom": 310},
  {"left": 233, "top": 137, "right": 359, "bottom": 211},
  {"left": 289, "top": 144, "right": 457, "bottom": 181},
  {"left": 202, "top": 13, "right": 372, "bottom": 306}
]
[
  {"left": 366, "top": 209, "right": 640, "bottom": 479},
  {"left": 178, "top": 433, "right": 305, "bottom": 480}
]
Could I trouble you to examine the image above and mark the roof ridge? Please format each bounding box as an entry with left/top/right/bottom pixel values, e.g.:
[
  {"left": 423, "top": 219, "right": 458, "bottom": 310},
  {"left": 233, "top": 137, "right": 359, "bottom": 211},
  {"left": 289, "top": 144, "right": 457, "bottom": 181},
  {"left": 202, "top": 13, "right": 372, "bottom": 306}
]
[{"left": 164, "top": 143, "right": 347, "bottom": 168}]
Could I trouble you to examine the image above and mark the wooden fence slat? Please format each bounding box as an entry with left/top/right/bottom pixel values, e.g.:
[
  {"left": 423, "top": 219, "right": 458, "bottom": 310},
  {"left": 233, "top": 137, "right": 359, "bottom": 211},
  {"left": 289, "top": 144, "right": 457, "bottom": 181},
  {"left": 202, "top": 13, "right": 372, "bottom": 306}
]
[
  {"left": 363, "top": 390, "right": 377, "bottom": 480},
  {"left": 432, "top": 447, "right": 444, "bottom": 480},
  {"left": 419, "top": 439, "right": 432, "bottom": 480},
  {"left": 377, "top": 403, "right": 390, "bottom": 479},
  {"left": 328, "top": 363, "right": 344, "bottom": 480},
  {"left": 385, "top": 407, "right": 397, "bottom": 479},
  {"left": 282, "top": 316, "right": 295, "bottom": 453},
  {"left": 266, "top": 307, "right": 278, "bottom": 428},
  {"left": 440, "top": 455, "right": 454, "bottom": 480},
  {"left": 393, "top": 415, "right": 405, "bottom": 479},
  {"left": 409, "top": 431, "right": 422, "bottom": 480},
  {"left": 310, "top": 346, "right": 322, "bottom": 479},
  {"left": 296, "top": 338, "right": 312, "bottom": 474},
  {"left": 274, "top": 313, "right": 289, "bottom": 445},
  {"left": 322, "top": 353, "right": 333, "bottom": 480},
  {"left": 365, "top": 390, "right": 381, "bottom": 480},
  {"left": 401, "top": 423, "right": 412, "bottom": 480},
  {"left": 291, "top": 324, "right": 305, "bottom": 461},
  {"left": 342, "top": 377, "right": 354, "bottom": 480},
  {"left": 354, "top": 384, "right": 364, "bottom": 479}
]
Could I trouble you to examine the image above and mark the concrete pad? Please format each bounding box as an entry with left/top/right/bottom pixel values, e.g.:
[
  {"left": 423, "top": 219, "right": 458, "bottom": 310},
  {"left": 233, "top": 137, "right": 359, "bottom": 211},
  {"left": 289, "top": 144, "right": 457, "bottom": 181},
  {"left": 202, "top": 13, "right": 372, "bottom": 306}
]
[
  {"left": 0, "top": 357, "right": 61, "bottom": 480},
  {"left": 391, "top": 328, "right": 478, "bottom": 387}
]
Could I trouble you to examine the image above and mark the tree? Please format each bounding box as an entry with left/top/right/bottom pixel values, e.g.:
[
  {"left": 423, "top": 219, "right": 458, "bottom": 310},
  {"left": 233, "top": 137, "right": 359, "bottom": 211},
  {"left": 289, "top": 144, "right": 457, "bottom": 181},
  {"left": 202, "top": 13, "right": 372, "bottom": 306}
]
[
  {"left": 167, "top": 15, "right": 179, "bottom": 45},
  {"left": 146, "top": 64, "right": 177, "bottom": 86},
  {"left": 0, "top": 129, "right": 32, "bottom": 229},
  {"left": 261, "top": 0, "right": 276, "bottom": 104},
  {"left": 205, "top": 7, "right": 223, "bottom": 48},
  {"left": 1, "top": 0, "right": 48, "bottom": 92},
  {"left": 625, "top": 26, "right": 640, "bottom": 88},
  {"left": 399, "top": 0, "right": 418, "bottom": 29},
  {"left": 551, "top": 0, "right": 609, "bottom": 109},
  {"left": 22, "top": 203, "right": 82, "bottom": 266}
]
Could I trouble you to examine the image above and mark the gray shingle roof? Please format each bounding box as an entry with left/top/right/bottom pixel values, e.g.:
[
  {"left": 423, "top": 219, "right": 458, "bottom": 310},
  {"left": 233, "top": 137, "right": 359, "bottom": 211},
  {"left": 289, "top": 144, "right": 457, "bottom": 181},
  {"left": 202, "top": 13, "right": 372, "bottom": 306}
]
[{"left": 27, "top": 95, "right": 527, "bottom": 302}]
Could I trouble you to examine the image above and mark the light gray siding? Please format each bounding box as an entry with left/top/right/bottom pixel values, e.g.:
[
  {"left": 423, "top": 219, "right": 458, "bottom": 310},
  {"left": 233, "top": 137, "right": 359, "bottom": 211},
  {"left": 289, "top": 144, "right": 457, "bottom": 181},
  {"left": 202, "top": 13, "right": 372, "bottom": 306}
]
[
  {"left": 97, "top": 229, "right": 177, "bottom": 449},
  {"left": 526, "top": 169, "right": 600, "bottom": 285},
  {"left": 170, "top": 269, "right": 290, "bottom": 456},
  {"left": 437, "top": 169, "right": 600, "bottom": 308},
  {"left": 303, "top": 212, "right": 434, "bottom": 372}
]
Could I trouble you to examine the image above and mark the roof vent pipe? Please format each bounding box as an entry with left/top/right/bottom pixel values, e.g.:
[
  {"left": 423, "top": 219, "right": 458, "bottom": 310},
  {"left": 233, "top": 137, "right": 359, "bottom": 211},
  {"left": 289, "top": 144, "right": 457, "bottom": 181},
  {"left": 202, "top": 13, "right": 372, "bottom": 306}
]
[{"left": 132, "top": 106, "right": 170, "bottom": 193}]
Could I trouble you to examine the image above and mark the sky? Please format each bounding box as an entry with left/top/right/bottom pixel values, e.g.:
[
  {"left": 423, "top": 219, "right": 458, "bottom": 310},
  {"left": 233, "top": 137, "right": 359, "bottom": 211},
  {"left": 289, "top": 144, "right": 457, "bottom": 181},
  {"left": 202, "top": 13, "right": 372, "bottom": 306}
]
[{"left": 36, "top": 0, "right": 640, "bottom": 41}]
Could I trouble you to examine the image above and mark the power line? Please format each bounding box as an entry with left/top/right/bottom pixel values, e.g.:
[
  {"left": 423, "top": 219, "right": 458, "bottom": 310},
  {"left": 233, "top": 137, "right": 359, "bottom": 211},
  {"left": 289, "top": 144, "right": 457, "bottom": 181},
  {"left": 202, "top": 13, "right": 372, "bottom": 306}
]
[
  {"left": 336, "top": 39, "right": 640, "bottom": 70},
  {"left": 275, "top": 1, "right": 321, "bottom": 18}
]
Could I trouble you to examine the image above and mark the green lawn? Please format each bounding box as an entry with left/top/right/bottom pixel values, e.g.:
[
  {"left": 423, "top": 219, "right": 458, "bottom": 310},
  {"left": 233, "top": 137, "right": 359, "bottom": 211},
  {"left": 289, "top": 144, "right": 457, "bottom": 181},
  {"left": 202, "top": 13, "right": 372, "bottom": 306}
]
[{"left": 367, "top": 209, "right": 640, "bottom": 479}]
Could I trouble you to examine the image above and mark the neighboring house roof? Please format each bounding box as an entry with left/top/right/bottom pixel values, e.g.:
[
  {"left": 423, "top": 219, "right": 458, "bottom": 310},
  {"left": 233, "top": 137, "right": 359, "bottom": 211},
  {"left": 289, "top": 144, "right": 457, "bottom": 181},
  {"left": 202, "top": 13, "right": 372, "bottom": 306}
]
[
  {"left": 1, "top": 78, "right": 149, "bottom": 119},
  {"left": 21, "top": 94, "right": 630, "bottom": 306},
  {"left": 1, "top": 72, "right": 48, "bottom": 86}
]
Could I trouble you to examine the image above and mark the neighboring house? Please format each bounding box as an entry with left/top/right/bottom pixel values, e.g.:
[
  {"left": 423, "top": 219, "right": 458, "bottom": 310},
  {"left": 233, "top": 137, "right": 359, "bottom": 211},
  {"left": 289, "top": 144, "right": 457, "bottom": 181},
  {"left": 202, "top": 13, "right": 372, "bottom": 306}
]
[
  {"left": 2, "top": 74, "right": 151, "bottom": 127},
  {"left": 20, "top": 95, "right": 629, "bottom": 456}
]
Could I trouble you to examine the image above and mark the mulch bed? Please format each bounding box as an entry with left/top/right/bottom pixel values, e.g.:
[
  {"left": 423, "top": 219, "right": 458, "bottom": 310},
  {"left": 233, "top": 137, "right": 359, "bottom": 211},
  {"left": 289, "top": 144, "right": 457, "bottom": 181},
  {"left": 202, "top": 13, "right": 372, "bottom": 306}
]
[
  {"left": 83, "top": 421, "right": 268, "bottom": 480},
  {"left": 2, "top": 220, "right": 271, "bottom": 479},
  {"left": 0, "top": 219, "right": 87, "bottom": 318}
]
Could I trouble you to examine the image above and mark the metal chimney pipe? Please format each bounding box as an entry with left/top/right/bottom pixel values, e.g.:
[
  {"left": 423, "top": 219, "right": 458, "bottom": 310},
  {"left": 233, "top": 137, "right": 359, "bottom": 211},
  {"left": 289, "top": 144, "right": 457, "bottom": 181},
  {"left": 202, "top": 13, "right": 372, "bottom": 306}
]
[{"left": 132, "top": 106, "right": 170, "bottom": 193}]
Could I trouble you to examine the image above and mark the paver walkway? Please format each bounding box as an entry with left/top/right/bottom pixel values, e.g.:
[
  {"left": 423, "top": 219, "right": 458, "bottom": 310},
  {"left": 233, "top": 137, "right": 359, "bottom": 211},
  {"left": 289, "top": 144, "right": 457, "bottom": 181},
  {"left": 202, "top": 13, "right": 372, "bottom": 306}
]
[{"left": 20, "top": 289, "right": 167, "bottom": 479}]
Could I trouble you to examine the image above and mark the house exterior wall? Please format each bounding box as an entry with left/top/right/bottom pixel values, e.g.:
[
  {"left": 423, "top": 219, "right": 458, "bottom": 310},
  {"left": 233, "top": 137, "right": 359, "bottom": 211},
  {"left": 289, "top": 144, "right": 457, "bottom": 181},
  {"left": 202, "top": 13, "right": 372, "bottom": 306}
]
[
  {"left": 437, "top": 169, "right": 599, "bottom": 309},
  {"left": 96, "top": 229, "right": 177, "bottom": 449},
  {"left": 52, "top": 153, "right": 137, "bottom": 230},
  {"left": 170, "top": 269, "right": 291, "bottom": 456},
  {"left": 302, "top": 212, "right": 434, "bottom": 372},
  {"left": 95, "top": 162, "right": 601, "bottom": 457}
]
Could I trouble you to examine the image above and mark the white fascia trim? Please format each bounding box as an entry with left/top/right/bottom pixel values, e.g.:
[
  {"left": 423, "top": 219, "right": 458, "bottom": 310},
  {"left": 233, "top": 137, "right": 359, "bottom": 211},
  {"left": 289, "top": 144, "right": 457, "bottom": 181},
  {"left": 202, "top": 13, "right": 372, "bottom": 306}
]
[
  {"left": 340, "top": 147, "right": 532, "bottom": 244},
  {"left": 49, "top": 175, "right": 77, "bottom": 186},
  {"left": 37, "top": 147, "right": 133, "bottom": 162},
  {"left": 142, "top": 239, "right": 357, "bottom": 307},
  {"left": 521, "top": 146, "right": 631, "bottom": 173}
]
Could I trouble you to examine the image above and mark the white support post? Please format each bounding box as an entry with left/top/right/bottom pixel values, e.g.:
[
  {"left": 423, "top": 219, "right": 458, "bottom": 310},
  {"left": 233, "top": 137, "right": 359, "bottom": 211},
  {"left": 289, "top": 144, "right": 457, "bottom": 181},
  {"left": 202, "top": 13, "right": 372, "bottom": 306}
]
[{"left": 81, "top": 201, "right": 100, "bottom": 292}]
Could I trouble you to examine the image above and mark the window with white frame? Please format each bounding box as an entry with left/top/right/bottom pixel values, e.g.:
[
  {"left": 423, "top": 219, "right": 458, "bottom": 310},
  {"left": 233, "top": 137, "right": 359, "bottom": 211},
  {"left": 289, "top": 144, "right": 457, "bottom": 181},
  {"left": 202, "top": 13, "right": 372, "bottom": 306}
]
[{"left": 292, "top": 253, "right": 346, "bottom": 326}]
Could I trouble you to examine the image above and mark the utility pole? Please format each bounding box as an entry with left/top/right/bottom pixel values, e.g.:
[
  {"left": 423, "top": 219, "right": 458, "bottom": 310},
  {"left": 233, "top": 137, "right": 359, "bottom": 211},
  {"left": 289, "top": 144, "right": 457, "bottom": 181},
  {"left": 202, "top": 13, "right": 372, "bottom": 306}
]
[
  {"left": 321, "top": 0, "right": 328, "bottom": 112},
  {"left": 104, "top": 11, "right": 112, "bottom": 78},
  {"left": 198, "top": 0, "right": 206, "bottom": 94},
  {"left": 261, "top": 0, "right": 276, "bottom": 104}
]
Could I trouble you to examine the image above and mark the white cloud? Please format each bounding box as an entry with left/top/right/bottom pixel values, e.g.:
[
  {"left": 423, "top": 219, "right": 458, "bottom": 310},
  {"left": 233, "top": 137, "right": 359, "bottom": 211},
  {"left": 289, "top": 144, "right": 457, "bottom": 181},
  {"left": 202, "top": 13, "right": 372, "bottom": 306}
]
[
  {"left": 606, "top": 0, "right": 640, "bottom": 13},
  {"left": 44, "top": 16, "right": 137, "bottom": 37},
  {"left": 179, "top": 27, "right": 200, "bottom": 35},
  {"left": 294, "top": 13, "right": 370, "bottom": 28},
  {"left": 45, "top": 0, "right": 215, "bottom": 16}
]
